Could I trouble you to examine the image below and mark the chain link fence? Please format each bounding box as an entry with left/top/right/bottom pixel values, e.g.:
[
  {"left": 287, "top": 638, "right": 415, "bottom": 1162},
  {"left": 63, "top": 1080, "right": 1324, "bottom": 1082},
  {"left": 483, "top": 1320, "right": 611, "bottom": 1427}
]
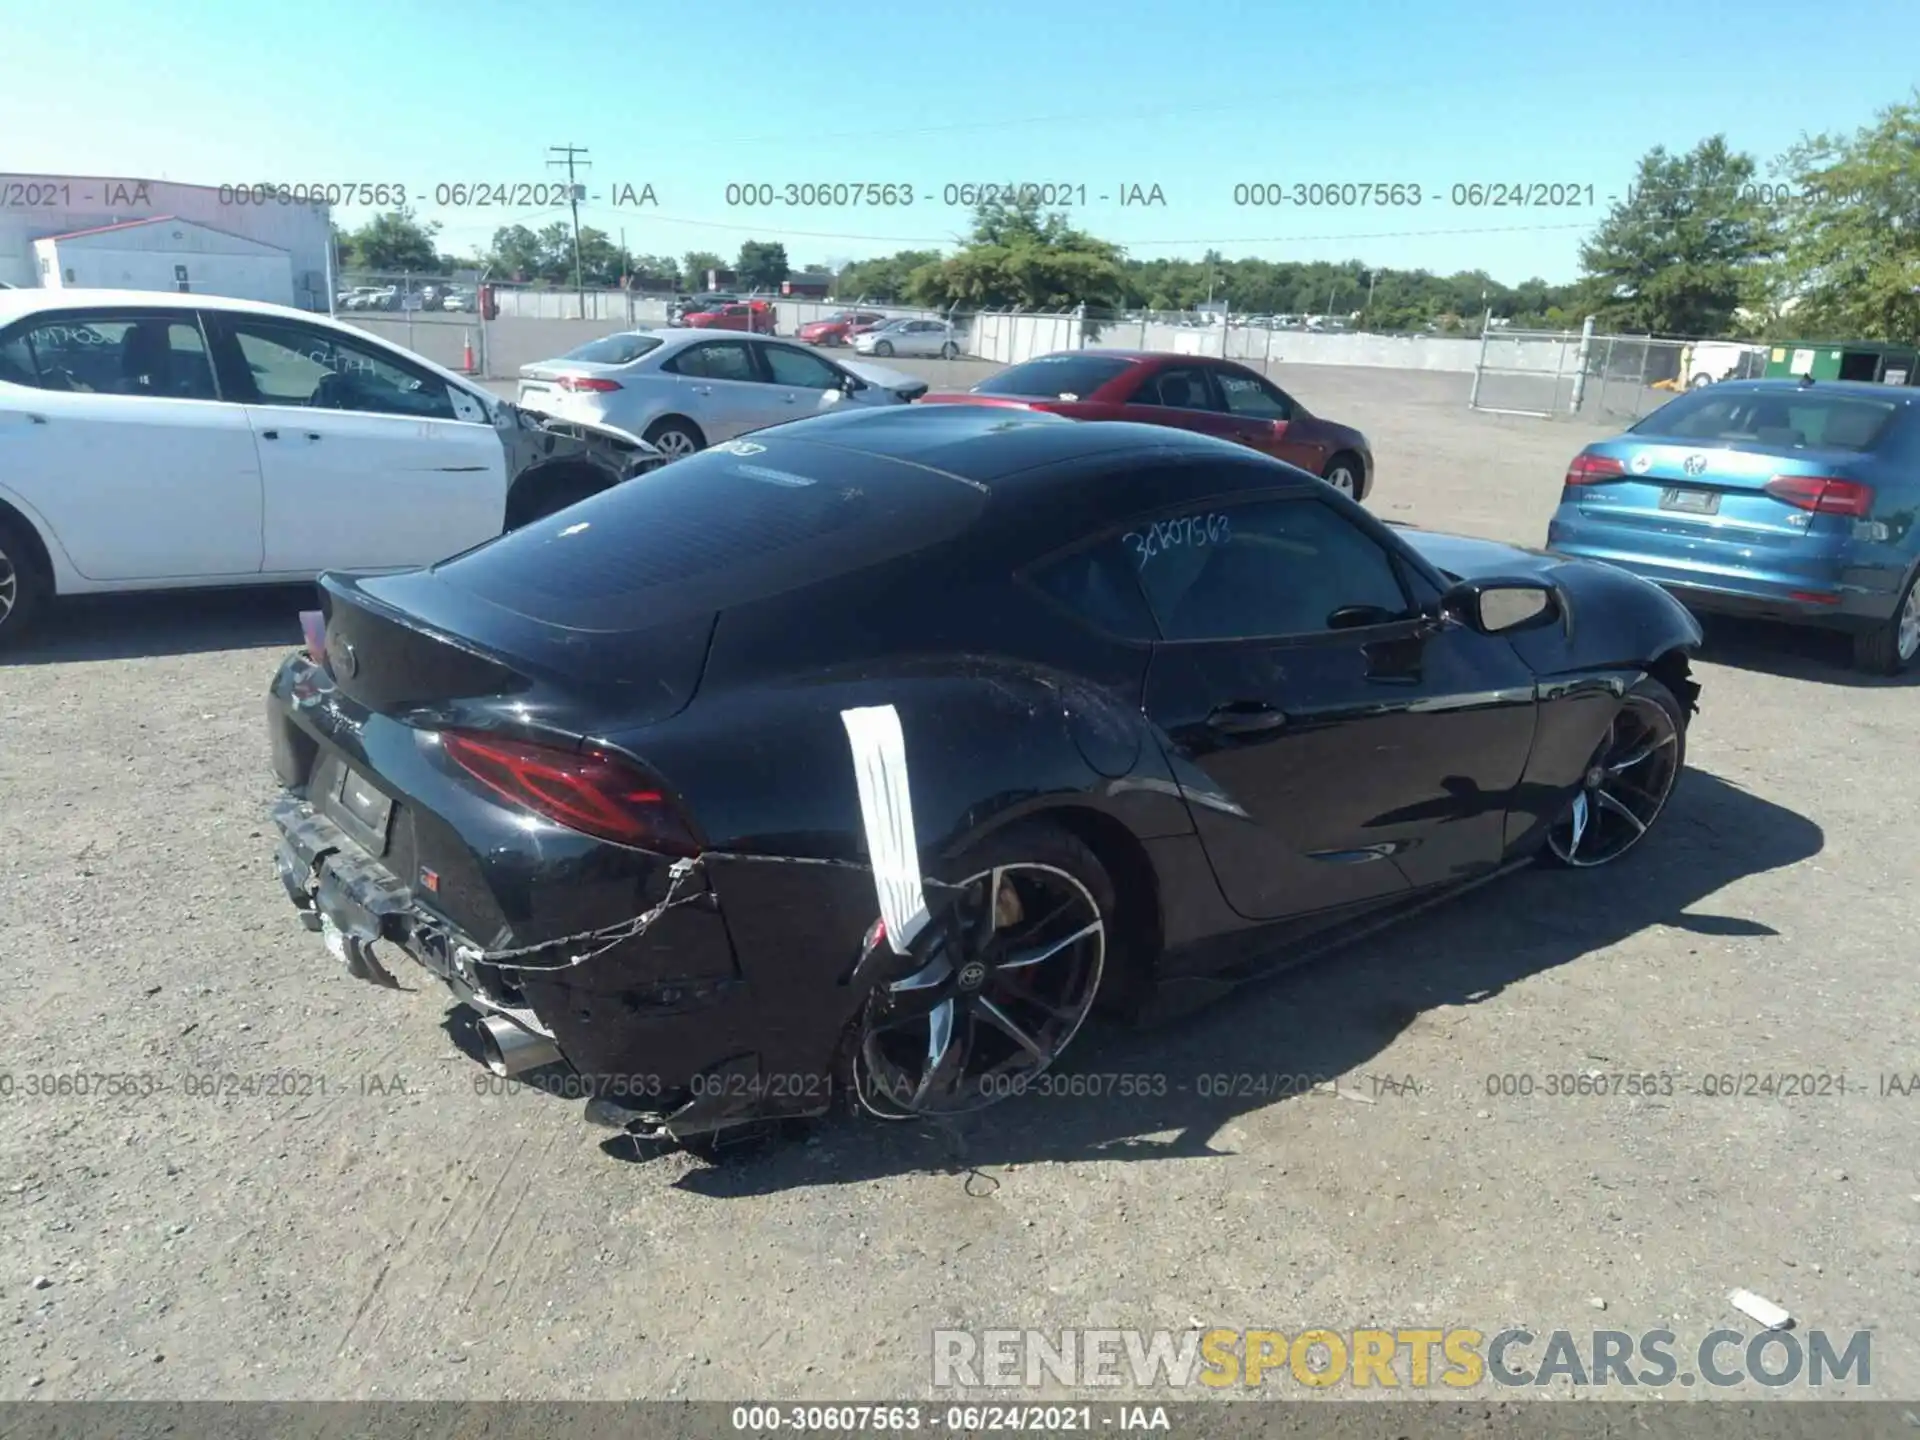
[
  {"left": 1468, "top": 325, "right": 1769, "bottom": 424},
  {"left": 324, "top": 277, "right": 1768, "bottom": 419}
]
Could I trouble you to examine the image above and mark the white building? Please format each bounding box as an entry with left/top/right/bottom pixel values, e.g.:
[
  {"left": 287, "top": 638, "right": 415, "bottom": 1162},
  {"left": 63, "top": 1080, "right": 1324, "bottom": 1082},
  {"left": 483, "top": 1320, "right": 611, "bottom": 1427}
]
[
  {"left": 33, "top": 217, "right": 296, "bottom": 306},
  {"left": 0, "top": 173, "right": 331, "bottom": 309}
]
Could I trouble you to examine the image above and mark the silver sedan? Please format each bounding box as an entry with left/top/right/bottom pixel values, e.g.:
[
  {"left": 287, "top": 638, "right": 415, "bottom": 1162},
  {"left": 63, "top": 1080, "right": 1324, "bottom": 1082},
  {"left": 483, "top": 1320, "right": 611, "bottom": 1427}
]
[
  {"left": 851, "top": 317, "right": 962, "bottom": 359},
  {"left": 516, "top": 328, "right": 931, "bottom": 460}
]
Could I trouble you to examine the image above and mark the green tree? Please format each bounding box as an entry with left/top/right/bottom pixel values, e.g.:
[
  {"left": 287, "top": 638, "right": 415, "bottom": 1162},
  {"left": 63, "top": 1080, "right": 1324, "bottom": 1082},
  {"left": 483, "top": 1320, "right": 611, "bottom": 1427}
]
[
  {"left": 736, "top": 240, "right": 791, "bottom": 291},
  {"left": 911, "top": 202, "right": 1124, "bottom": 312},
  {"left": 628, "top": 253, "right": 682, "bottom": 290},
  {"left": 486, "top": 224, "right": 543, "bottom": 280},
  {"left": 682, "top": 251, "right": 725, "bottom": 289},
  {"left": 347, "top": 209, "right": 442, "bottom": 273},
  {"left": 572, "top": 226, "right": 625, "bottom": 286},
  {"left": 1574, "top": 137, "right": 1774, "bottom": 335},
  {"left": 837, "top": 249, "right": 945, "bottom": 302},
  {"left": 1767, "top": 90, "right": 1920, "bottom": 341}
]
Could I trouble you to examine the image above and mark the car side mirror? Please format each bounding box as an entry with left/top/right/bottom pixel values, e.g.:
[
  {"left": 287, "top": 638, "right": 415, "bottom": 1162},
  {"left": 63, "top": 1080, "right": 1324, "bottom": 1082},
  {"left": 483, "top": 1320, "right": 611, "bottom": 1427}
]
[{"left": 1436, "top": 577, "right": 1560, "bottom": 635}]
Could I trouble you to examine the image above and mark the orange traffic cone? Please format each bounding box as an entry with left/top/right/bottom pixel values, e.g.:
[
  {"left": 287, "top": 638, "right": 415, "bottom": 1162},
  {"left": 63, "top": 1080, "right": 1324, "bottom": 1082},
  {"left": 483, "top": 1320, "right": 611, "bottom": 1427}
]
[{"left": 461, "top": 331, "right": 476, "bottom": 374}]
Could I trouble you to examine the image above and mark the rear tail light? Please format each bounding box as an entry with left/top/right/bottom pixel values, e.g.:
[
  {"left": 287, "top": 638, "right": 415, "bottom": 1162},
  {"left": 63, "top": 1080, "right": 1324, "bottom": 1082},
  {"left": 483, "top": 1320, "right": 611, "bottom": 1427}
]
[
  {"left": 299, "top": 610, "right": 328, "bottom": 663},
  {"left": 1565, "top": 451, "right": 1626, "bottom": 485},
  {"left": 1763, "top": 474, "right": 1875, "bottom": 517},
  {"left": 440, "top": 731, "right": 700, "bottom": 855},
  {"left": 559, "top": 375, "right": 622, "bottom": 393}
]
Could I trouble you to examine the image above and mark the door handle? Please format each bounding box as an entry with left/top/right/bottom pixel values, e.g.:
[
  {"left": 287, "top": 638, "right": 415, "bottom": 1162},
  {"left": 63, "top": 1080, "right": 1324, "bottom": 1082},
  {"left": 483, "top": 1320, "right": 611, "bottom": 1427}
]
[
  {"left": 261, "top": 429, "right": 280, "bottom": 440},
  {"left": 1206, "top": 702, "right": 1289, "bottom": 735},
  {"left": 690, "top": 385, "right": 712, "bottom": 396}
]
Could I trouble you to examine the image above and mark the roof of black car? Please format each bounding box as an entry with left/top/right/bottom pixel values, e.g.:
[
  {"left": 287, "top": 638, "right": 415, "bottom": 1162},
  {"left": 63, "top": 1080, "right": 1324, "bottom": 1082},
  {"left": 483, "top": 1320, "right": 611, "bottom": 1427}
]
[{"left": 769, "top": 401, "right": 1237, "bottom": 484}]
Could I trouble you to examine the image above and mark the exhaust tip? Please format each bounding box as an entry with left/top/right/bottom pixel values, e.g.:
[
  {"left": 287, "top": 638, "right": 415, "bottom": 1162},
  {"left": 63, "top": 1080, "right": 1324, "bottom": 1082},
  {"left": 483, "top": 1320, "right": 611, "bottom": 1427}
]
[{"left": 478, "top": 1014, "right": 560, "bottom": 1077}]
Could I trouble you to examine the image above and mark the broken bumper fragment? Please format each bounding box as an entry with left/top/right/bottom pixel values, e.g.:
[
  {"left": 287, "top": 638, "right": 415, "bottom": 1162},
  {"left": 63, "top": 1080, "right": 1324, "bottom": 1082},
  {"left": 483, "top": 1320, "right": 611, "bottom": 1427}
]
[{"left": 269, "top": 794, "right": 882, "bottom": 1140}]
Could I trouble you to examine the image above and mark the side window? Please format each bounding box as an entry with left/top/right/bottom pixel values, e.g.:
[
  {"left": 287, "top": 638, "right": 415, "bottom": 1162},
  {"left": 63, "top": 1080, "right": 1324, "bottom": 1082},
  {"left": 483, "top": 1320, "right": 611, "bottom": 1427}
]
[
  {"left": 761, "top": 345, "right": 842, "bottom": 389},
  {"left": 1216, "top": 369, "right": 1292, "bottom": 421},
  {"left": 1028, "top": 540, "right": 1158, "bottom": 642},
  {"left": 1125, "top": 498, "right": 1412, "bottom": 642},
  {"left": 228, "top": 319, "right": 456, "bottom": 420},
  {"left": 0, "top": 329, "right": 40, "bottom": 387},
  {"left": 1132, "top": 366, "right": 1220, "bottom": 412},
  {"left": 666, "top": 342, "right": 757, "bottom": 382},
  {"left": 5, "top": 314, "right": 219, "bottom": 400}
]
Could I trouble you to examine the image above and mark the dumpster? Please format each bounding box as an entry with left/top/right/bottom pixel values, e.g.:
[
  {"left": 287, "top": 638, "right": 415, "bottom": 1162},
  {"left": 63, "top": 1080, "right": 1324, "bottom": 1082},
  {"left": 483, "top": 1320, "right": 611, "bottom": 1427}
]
[{"left": 1764, "top": 341, "right": 1918, "bottom": 384}]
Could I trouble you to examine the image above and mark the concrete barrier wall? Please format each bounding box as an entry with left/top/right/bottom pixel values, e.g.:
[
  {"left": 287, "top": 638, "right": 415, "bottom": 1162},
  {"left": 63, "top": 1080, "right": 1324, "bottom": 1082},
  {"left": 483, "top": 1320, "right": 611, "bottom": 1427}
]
[{"left": 346, "top": 303, "right": 1570, "bottom": 386}]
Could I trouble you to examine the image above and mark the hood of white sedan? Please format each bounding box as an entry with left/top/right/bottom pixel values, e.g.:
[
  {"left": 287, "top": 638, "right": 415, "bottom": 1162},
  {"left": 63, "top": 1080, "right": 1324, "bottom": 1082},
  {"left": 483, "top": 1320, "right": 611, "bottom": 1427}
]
[{"left": 841, "top": 357, "right": 927, "bottom": 397}]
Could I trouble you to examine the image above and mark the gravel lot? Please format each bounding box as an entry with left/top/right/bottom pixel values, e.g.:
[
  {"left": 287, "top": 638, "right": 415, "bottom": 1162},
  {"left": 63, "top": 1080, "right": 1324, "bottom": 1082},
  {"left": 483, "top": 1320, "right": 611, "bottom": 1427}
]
[{"left": 2, "top": 360, "right": 1915, "bottom": 1405}]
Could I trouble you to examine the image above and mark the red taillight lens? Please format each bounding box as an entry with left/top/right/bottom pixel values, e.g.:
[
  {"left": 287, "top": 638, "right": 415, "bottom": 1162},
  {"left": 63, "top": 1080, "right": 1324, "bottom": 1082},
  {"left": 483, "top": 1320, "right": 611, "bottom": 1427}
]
[
  {"left": 1763, "top": 474, "right": 1875, "bottom": 517},
  {"left": 1565, "top": 452, "right": 1626, "bottom": 486},
  {"left": 299, "top": 609, "right": 328, "bottom": 662},
  {"left": 439, "top": 732, "right": 700, "bottom": 855},
  {"left": 560, "top": 375, "right": 622, "bottom": 393}
]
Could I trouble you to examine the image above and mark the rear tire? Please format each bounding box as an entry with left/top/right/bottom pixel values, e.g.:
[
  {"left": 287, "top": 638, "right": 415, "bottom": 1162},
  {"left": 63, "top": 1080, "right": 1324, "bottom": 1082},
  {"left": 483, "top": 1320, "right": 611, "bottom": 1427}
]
[
  {"left": 842, "top": 820, "right": 1115, "bottom": 1121},
  {"left": 642, "top": 417, "right": 704, "bottom": 462},
  {"left": 1852, "top": 570, "right": 1920, "bottom": 676},
  {"left": 0, "top": 514, "right": 49, "bottom": 652},
  {"left": 1322, "top": 451, "right": 1364, "bottom": 501},
  {"left": 1689, "top": 373, "right": 1713, "bottom": 388},
  {"left": 940, "top": 342, "right": 959, "bottom": 359}
]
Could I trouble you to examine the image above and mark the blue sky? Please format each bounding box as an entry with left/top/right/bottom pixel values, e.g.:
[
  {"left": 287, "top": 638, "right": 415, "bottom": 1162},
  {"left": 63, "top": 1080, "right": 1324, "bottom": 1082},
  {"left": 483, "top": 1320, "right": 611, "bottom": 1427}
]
[{"left": 5, "top": 0, "right": 1915, "bottom": 284}]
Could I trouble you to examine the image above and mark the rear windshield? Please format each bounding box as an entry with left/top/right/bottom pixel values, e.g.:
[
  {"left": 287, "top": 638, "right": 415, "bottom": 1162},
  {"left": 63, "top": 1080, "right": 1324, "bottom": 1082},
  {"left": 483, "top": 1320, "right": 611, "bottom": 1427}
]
[
  {"left": 972, "top": 354, "right": 1136, "bottom": 400},
  {"left": 434, "top": 435, "right": 987, "bottom": 628},
  {"left": 1633, "top": 389, "right": 1900, "bottom": 452},
  {"left": 561, "top": 333, "right": 663, "bottom": 364}
]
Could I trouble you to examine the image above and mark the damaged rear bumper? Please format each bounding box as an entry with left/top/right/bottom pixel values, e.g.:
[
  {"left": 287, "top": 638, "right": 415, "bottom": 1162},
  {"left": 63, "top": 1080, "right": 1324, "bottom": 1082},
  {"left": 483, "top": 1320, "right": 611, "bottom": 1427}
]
[{"left": 270, "top": 794, "right": 883, "bottom": 1140}]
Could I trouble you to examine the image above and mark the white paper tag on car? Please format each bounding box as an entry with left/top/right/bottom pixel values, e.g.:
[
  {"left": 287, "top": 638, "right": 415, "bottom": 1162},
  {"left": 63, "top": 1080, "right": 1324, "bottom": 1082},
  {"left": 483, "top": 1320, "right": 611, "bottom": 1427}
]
[{"left": 319, "top": 914, "right": 348, "bottom": 964}]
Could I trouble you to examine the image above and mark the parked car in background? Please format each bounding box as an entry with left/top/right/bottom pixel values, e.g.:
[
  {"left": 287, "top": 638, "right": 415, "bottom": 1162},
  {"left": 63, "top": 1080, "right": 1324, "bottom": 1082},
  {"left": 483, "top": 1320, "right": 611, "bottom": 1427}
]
[
  {"left": 513, "top": 327, "right": 930, "bottom": 460},
  {"left": 264, "top": 403, "right": 1700, "bottom": 1145},
  {"left": 852, "top": 317, "right": 961, "bottom": 359},
  {"left": 681, "top": 300, "right": 776, "bottom": 334},
  {"left": 797, "top": 310, "right": 889, "bottom": 347},
  {"left": 0, "top": 289, "right": 662, "bottom": 647},
  {"left": 920, "top": 350, "right": 1372, "bottom": 500},
  {"left": 670, "top": 293, "right": 738, "bottom": 324},
  {"left": 1547, "top": 377, "right": 1920, "bottom": 674}
]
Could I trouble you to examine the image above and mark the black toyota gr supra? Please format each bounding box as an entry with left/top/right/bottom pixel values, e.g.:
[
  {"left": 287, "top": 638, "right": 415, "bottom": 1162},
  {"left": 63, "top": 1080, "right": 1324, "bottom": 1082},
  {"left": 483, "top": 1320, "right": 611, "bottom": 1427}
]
[{"left": 267, "top": 404, "right": 1703, "bottom": 1145}]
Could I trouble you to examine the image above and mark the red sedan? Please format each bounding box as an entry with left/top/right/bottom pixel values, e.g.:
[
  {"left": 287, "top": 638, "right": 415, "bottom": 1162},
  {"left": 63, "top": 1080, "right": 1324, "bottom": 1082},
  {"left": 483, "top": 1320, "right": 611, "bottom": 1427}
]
[
  {"left": 920, "top": 350, "right": 1373, "bottom": 499},
  {"left": 682, "top": 300, "right": 776, "bottom": 334},
  {"left": 797, "top": 309, "right": 888, "bottom": 346}
]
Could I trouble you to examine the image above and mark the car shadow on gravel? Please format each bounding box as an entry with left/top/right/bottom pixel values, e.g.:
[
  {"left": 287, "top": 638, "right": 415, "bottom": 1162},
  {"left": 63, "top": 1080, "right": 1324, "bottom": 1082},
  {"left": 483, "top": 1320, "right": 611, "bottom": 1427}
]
[
  {"left": 1692, "top": 614, "right": 1920, "bottom": 688},
  {"left": 1, "top": 585, "right": 317, "bottom": 664},
  {"left": 649, "top": 765, "right": 1821, "bottom": 1194}
]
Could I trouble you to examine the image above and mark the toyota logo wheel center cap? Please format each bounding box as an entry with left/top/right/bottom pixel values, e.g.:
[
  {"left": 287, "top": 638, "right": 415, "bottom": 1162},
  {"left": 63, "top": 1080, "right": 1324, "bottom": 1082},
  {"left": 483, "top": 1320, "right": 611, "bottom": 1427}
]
[{"left": 957, "top": 961, "right": 987, "bottom": 992}]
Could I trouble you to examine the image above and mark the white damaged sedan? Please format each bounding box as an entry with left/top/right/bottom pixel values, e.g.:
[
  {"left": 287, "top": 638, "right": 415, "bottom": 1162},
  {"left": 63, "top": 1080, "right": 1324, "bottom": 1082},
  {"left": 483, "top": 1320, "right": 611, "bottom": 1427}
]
[{"left": 517, "top": 327, "right": 931, "bottom": 460}]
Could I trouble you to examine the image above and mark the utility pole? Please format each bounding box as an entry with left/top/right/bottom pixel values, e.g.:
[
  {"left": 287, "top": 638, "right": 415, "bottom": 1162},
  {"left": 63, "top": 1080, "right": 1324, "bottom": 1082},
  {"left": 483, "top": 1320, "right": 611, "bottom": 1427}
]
[{"left": 548, "top": 144, "right": 591, "bottom": 315}]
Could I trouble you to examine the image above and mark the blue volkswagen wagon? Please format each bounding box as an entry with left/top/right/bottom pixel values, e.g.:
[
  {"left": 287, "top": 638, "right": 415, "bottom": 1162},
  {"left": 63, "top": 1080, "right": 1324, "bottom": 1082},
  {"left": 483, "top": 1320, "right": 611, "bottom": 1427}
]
[{"left": 1546, "top": 378, "right": 1920, "bottom": 674}]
